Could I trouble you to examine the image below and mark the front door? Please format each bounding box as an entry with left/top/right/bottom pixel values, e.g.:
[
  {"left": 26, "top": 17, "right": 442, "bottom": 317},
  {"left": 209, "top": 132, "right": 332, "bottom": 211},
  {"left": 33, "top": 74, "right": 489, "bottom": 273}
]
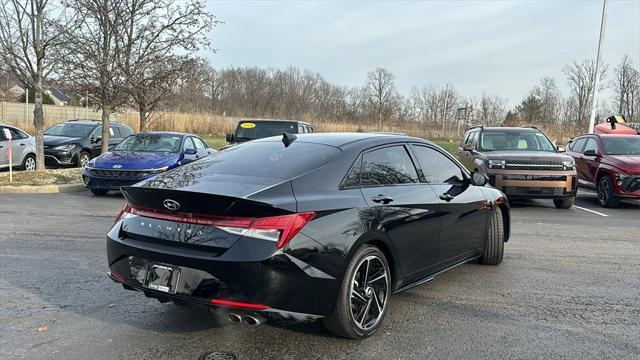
[
  {"left": 0, "top": 127, "right": 8, "bottom": 167},
  {"left": 411, "top": 145, "right": 489, "bottom": 262},
  {"left": 358, "top": 145, "right": 441, "bottom": 277}
]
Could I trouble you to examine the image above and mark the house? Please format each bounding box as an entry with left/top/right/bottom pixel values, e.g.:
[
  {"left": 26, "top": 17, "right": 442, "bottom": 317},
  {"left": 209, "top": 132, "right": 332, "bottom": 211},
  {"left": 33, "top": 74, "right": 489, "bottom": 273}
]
[{"left": 47, "top": 88, "right": 72, "bottom": 106}]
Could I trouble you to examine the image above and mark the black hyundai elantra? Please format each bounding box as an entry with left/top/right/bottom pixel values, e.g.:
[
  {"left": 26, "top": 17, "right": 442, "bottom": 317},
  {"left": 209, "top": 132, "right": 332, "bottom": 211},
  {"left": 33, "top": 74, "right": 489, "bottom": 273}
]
[{"left": 107, "top": 132, "right": 510, "bottom": 338}]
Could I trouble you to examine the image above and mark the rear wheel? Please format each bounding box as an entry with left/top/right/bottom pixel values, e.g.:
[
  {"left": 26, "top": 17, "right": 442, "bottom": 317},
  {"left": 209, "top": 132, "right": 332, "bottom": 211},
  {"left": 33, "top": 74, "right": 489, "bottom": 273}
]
[
  {"left": 553, "top": 197, "right": 574, "bottom": 209},
  {"left": 323, "top": 245, "right": 390, "bottom": 339},
  {"left": 597, "top": 175, "right": 619, "bottom": 208},
  {"left": 21, "top": 154, "right": 36, "bottom": 171},
  {"left": 77, "top": 151, "right": 90, "bottom": 168},
  {"left": 479, "top": 208, "right": 504, "bottom": 265},
  {"left": 91, "top": 189, "right": 109, "bottom": 196}
]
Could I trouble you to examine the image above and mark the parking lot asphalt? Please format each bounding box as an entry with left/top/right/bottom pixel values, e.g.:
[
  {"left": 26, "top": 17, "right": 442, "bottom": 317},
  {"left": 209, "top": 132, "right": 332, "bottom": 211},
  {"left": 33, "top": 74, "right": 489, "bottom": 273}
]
[{"left": 0, "top": 190, "right": 638, "bottom": 360}]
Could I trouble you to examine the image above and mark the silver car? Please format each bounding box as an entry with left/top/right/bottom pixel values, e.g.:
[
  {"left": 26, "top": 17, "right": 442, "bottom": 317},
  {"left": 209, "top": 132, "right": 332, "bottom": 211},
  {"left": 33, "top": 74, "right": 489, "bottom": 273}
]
[{"left": 0, "top": 124, "right": 37, "bottom": 171}]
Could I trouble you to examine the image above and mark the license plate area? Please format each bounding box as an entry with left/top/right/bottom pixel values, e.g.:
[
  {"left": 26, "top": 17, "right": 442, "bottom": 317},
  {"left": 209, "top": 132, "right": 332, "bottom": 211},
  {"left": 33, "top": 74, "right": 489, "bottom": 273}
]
[{"left": 145, "top": 263, "right": 180, "bottom": 294}]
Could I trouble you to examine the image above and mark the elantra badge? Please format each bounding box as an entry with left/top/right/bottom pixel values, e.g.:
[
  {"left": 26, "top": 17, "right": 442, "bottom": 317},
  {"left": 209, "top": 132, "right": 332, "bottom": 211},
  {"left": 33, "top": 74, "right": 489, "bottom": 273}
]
[
  {"left": 163, "top": 199, "right": 180, "bottom": 211},
  {"left": 112, "top": 164, "right": 123, "bottom": 168}
]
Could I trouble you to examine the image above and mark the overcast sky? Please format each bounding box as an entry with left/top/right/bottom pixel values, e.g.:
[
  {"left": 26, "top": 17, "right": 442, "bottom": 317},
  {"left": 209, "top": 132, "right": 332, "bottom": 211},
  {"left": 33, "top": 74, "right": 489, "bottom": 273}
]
[{"left": 205, "top": 0, "right": 640, "bottom": 107}]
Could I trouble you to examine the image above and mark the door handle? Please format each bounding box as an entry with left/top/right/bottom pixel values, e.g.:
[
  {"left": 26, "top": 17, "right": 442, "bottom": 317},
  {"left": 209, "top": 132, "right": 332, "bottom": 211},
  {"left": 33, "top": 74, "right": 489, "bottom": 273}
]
[
  {"left": 20, "top": 143, "right": 26, "bottom": 146},
  {"left": 439, "top": 193, "right": 454, "bottom": 202},
  {"left": 371, "top": 194, "right": 394, "bottom": 204}
]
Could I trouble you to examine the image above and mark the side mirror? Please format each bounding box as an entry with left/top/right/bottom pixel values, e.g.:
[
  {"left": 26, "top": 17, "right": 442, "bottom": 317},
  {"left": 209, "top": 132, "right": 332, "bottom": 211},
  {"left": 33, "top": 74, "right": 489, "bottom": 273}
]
[
  {"left": 583, "top": 149, "right": 597, "bottom": 157},
  {"left": 92, "top": 136, "right": 102, "bottom": 143},
  {"left": 184, "top": 148, "right": 197, "bottom": 155},
  {"left": 470, "top": 172, "right": 489, "bottom": 186},
  {"left": 225, "top": 133, "right": 234, "bottom": 143},
  {"left": 462, "top": 143, "right": 474, "bottom": 152},
  {"left": 556, "top": 145, "right": 566, "bottom": 153}
]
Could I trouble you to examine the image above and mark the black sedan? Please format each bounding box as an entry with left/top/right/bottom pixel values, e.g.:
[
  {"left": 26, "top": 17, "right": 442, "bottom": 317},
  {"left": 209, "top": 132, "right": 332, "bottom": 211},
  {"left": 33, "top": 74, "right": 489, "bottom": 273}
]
[{"left": 107, "top": 132, "right": 510, "bottom": 339}]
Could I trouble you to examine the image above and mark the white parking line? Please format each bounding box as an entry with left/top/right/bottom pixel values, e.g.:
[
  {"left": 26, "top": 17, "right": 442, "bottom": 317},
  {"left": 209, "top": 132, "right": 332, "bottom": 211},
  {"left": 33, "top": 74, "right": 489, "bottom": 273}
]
[{"left": 572, "top": 205, "right": 609, "bottom": 217}]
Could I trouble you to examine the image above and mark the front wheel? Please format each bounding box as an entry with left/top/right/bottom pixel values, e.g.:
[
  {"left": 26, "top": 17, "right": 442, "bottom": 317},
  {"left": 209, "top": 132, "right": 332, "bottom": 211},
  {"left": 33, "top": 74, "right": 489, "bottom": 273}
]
[
  {"left": 323, "top": 245, "right": 391, "bottom": 339},
  {"left": 479, "top": 208, "right": 504, "bottom": 265},
  {"left": 597, "top": 175, "right": 619, "bottom": 208},
  {"left": 553, "top": 197, "right": 574, "bottom": 209},
  {"left": 91, "top": 189, "right": 109, "bottom": 196},
  {"left": 21, "top": 154, "right": 36, "bottom": 171},
  {"left": 77, "top": 151, "right": 90, "bottom": 168}
]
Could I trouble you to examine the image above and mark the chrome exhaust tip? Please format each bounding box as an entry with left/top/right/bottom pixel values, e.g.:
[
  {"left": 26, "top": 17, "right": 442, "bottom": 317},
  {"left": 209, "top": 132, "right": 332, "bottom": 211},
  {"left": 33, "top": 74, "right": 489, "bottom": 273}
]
[
  {"left": 227, "top": 313, "right": 243, "bottom": 323},
  {"left": 243, "top": 314, "right": 266, "bottom": 326}
]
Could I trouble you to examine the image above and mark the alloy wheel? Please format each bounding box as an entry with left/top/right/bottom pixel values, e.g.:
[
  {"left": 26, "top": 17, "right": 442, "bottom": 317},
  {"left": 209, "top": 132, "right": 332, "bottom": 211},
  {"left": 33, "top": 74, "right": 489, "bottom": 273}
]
[
  {"left": 25, "top": 157, "right": 36, "bottom": 171},
  {"left": 349, "top": 255, "right": 389, "bottom": 331},
  {"left": 79, "top": 154, "right": 90, "bottom": 167},
  {"left": 598, "top": 177, "right": 610, "bottom": 205}
]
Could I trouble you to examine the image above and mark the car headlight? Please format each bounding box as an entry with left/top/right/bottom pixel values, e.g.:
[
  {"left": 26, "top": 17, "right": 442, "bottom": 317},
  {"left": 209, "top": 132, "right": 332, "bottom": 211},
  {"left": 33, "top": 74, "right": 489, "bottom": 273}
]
[
  {"left": 616, "top": 171, "right": 630, "bottom": 185},
  {"left": 53, "top": 144, "right": 75, "bottom": 151},
  {"left": 487, "top": 159, "right": 505, "bottom": 169},
  {"left": 562, "top": 160, "right": 575, "bottom": 170},
  {"left": 149, "top": 166, "right": 169, "bottom": 174}
]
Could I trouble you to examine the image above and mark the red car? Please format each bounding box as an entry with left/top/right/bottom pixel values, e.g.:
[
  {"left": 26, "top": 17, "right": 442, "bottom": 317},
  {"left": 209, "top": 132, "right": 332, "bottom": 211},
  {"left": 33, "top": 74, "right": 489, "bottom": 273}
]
[{"left": 566, "top": 134, "right": 640, "bottom": 207}]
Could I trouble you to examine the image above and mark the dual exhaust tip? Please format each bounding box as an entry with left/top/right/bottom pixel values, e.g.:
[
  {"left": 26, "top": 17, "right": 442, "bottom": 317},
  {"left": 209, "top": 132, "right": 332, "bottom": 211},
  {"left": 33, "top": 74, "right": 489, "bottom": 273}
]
[{"left": 227, "top": 312, "right": 266, "bottom": 326}]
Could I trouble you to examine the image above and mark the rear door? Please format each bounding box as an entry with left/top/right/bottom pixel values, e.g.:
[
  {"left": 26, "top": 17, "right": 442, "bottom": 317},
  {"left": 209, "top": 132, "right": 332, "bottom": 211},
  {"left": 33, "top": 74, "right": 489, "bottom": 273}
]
[
  {"left": 8, "top": 127, "right": 29, "bottom": 165},
  {"left": 358, "top": 144, "right": 441, "bottom": 277},
  {"left": 411, "top": 144, "right": 488, "bottom": 262},
  {"left": 569, "top": 137, "right": 588, "bottom": 181}
]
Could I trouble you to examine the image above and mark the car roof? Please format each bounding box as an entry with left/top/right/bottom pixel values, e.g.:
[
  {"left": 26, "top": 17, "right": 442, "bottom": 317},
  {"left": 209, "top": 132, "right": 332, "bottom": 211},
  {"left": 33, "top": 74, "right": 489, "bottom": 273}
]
[
  {"left": 477, "top": 127, "right": 540, "bottom": 132},
  {"left": 252, "top": 132, "right": 428, "bottom": 149},
  {"left": 238, "top": 119, "right": 312, "bottom": 126},
  {"left": 62, "top": 119, "right": 127, "bottom": 126},
  {"left": 136, "top": 131, "right": 189, "bottom": 137}
]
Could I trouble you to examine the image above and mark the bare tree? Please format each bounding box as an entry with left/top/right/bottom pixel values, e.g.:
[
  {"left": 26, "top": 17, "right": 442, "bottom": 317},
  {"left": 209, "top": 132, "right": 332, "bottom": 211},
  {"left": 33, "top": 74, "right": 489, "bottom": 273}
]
[
  {"left": 117, "top": 0, "right": 215, "bottom": 131},
  {"left": 531, "top": 77, "right": 561, "bottom": 124},
  {"left": 0, "top": 0, "right": 70, "bottom": 168},
  {"left": 562, "top": 60, "right": 608, "bottom": 129},
  {"left": 58, "top": 0, "right": 126, "bottom": 154},
  {"left": 366, "top": 67, "right": 396, "bottom": 130},
  {"left": 612, "top": 55, "right": 639, "bottom": 122}
]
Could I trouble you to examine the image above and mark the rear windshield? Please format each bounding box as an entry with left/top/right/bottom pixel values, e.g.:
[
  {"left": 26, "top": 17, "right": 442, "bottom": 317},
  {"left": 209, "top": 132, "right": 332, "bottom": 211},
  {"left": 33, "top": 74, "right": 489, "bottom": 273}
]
[
  {"left": 235, "top": 121, "right": 298, "bottom": 140},
  {"left": 115, "top": 134, "right": 183, "bottom": 153},
  {"left": 199, "top": 141, "right": 339, "bottom": 178},
  {"left": 602, "top": 137, "right": 640, "bottom": 156},
  {"left": 479, "top": 130, "right": 556, "bottom": 152},
  {"left": 44, "top": 123, "right": 95, "bottom": 137}
]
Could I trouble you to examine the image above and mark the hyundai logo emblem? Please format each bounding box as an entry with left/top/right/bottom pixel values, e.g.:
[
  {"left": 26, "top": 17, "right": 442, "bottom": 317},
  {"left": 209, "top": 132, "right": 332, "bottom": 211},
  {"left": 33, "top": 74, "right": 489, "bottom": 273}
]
[
  {"left": 112, "top": 164, "right": 123, "bottom": 169},
  {"left": 163, "top": 199, "right": 180, "bottom": 211}
]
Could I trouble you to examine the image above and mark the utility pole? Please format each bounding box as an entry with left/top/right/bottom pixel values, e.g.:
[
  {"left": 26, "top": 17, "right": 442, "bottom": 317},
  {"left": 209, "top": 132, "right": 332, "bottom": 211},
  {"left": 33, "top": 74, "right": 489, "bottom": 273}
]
[
  {"left": 588, "top": 0, "right": 608, "bottom": 133},
  {"left": 441, "top": 83, "right": 449, "bottom": 136}
]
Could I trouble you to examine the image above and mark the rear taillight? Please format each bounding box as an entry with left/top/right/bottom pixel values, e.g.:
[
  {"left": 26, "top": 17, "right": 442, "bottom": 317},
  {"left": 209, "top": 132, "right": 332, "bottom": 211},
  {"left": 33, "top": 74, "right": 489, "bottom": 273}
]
[
  {"left": 118, "top": 204, "right": 315, "bottom": 250},
  {"left": 114, "top": 203, "right": 132, "bottom": 223}
]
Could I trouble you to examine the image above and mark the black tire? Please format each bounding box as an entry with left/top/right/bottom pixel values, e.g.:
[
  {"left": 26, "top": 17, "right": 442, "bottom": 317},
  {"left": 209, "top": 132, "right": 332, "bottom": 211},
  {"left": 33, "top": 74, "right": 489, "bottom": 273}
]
[
  {"left": 21, "top": 154, "right": 36, "bottom": 171},
  {"left": 91, "top": 189, "right": 109, "bottom": 196},
  {"left": 323, "top": 245, "right": 391, "bottom": 339},
  {"left": 76, "top": 151, "right": 90, "bottom": 168},
  {"left": 597, "top": 175, "right": 619, "bottom": 208},
  {"left": 479, "top": 208, "right": 504, "bottom": 265},
  {"left": 553, "top": 197, "right": 574, "bottom": 209}
]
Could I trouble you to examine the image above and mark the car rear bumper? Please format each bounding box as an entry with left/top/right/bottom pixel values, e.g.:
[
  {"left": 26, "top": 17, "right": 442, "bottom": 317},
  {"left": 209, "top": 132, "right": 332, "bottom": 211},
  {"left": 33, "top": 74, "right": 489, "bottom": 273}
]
[
  {"left": 488, "top": 169, "right": 577, "bottom": 198},
  {"left": 106, "top": 221, "right": 338, "bottom": 318}
]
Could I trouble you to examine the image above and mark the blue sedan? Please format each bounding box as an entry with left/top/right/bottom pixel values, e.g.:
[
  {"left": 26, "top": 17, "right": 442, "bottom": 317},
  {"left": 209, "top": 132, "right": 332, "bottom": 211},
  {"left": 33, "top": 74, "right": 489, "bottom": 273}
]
[{"left": 82, "top": 132, "right": 215, "bottom": 195}]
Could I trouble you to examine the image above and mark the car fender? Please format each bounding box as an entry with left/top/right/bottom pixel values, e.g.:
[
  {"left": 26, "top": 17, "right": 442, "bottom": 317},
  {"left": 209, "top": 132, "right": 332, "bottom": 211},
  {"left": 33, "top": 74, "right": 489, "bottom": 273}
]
[{"left": 343, "top": 229, "right": 402, "bottom": 290}]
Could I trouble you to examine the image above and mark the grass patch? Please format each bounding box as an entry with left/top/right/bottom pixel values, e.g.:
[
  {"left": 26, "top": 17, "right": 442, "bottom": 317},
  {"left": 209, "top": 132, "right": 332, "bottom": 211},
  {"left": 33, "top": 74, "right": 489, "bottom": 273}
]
[
  {"left": 432, "top": 140, "right": 459, "bottom": 155},
  {"left": 0, "top": 168, "right": 83, "bottom": 186}
]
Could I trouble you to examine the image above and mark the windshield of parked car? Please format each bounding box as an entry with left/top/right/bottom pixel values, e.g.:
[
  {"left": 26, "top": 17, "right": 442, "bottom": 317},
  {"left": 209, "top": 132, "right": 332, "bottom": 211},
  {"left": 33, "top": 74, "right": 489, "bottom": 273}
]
[
  {"left": 602, "top": 137, "right": 640, "bottom": 156},
  {"left": 234, "top": 121, "right": 298, "bottom": 140},
  {"left": 114, "top": 134, "right": 183, "bottom": 153},
  {"left": 44, "top": 123, "right": 95, "bottom": 138},
  {"left": 479, "top": 130, "right": 556, "bottom": 152}
]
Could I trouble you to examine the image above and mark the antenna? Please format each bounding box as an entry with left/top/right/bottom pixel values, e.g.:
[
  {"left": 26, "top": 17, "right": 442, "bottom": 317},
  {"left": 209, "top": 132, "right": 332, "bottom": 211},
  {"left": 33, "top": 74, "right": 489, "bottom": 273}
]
[{"left": 282, "top": 133, "right": 297, "bottom": 147}]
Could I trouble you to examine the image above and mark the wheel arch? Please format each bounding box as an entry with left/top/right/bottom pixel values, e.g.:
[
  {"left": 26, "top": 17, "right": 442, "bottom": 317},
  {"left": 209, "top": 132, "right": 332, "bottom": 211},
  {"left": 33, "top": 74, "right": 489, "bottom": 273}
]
[
  {"left": 497, "top": 203, "right": 510, "bottom": 242},
  {"left": 364, "top": 239, "right": 398, "bottom": 287}
]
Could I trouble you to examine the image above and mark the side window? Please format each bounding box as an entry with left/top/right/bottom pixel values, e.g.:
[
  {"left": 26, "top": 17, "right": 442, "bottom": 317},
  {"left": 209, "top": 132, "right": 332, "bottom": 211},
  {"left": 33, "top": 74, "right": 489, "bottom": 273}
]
[
  {"left": 298, "top": 125, "right": 304, "bottom": 133},
  {"left": 0, "top": 127, "right": 7, "bottom": 141},
  {"left": 470, "top": 131, "right": 479, "bottom": 146},
  {"left": 461, "top": 131, "right": 471, "bottom": 146},
  {"left": 119, "top": 126, "right": 133, "bottom": 137},
  {"left": 92, "top": 126, "right": 102, "bottom": 139},
  {"left": 361, "top": 146, "right": 419, "bottom": 186},
  {"left": 342, "top": 155, "right": 363, "bottom": 188},
  {"left": 8, "top": 128, "right": 28, "bottom": 140},
  {"left": 110, "top": 126, "right": 120, "bottom": 138},
  {"left": 192, "top": 137, "right": 206, "bottom": 149},
  {"left": 182, "top": 137, "right": 195, "bottom": 151},
  {"left": 583, "top": 138, "right": 600, "bottom": 155},
  {"left": 308, "top": 126, "right": 313, "bottom": 133},
  {"left": 412, "top": 145, "right": 465, "bottom": 184},
  {"left": 570, "top": 138, "right": 587, "bottom": 153}
]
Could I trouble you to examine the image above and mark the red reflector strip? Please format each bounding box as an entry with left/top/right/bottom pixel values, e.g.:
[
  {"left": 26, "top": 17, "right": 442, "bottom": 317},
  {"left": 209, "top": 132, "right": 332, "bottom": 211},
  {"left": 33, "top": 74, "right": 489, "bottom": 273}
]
[
  {"left": 110, "top": 271, "right": 125, "bottom": 282},
  {"left": 210, "top": 299, "right": 269, "bottom": 310}
]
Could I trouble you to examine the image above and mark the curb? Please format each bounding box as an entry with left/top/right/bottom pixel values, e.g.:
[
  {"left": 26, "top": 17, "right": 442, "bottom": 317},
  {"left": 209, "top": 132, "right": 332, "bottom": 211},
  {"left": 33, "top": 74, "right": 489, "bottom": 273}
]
[{"left": 0, "top": 183, "right": 86, "bottom": 194}]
